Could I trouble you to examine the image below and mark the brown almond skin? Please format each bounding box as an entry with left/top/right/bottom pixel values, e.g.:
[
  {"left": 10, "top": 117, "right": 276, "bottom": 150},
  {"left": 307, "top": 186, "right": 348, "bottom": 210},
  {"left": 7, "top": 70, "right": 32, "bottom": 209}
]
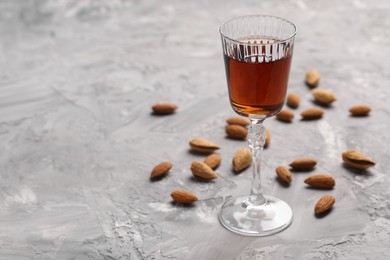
[
  {"left": 226, "top": 124, "right": 248, "bottom": 140},
  {"left": 226, "top": 116, "right": 250, "bottom": 126},
  {"left": 349, "top": 104, "right": 371, "bottom": 116},
  {"left": 151, "top": 162, "right": 173, "bottom": 178},
  {"left": 287, "top": 93, "right": 300, "bottom": 109},
  {"left": 275, "top": 166, "right": 292, "bottom": 184},
  {"left": 306, "top": 69, "right": 320, "bottom": 87},
  {"left": 189, "top": 138, "right": 220, "bottom": 153},
  {"left": 312, "top": 89, "right": 337, "bottom": 105},
  {"left": 301, "top": 108, "right": 324, "bottom": 120},
  {"left": 171, "top": 190, "right": 198, "bottom": 204},
  {"left": 204, "top": 154, "right": 222, "bottom": 170},
  {"left": 191, "top": 161, "right": 218, "bottom": 180},
  {"left": 304, "top": 174, "right": 335, "bottom": 189},
  {"left": 265, "top": 128, "right": 271, "bottom": 146},
  {"left": 152, "top": 103, "right": 178, "bottom": 115},
  {"left": 289, "top": 158, "right": 317, "bottom": 170},
  {"left": 342, "top": 150, "right": 376, "bottom": 169},
  {"left": 276, "top": 109, "right": 294, "bottom": 122},
  {"left": 315, "top": 195, "right": 335, "bottom": 215},
  {"left": 233, "top": 147, "right": 252, "bottom": 172}
]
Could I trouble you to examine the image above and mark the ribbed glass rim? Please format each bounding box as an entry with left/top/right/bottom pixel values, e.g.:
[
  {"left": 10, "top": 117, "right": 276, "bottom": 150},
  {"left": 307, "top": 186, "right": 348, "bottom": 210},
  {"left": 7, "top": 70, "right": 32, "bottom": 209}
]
[{"left": 219, "top": 14, "right": 297, "bottom": 46}]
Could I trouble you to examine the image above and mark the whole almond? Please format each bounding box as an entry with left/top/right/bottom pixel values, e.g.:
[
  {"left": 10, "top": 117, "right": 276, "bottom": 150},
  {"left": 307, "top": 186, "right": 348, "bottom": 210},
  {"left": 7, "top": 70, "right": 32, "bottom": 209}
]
[
  {"left": 304, "top": 174, "right": 335, "bottom": 189},
  {"left": 342, "top": 150, "right": 376, "bottom": 169},
  {"left": 226, "top": 116, "right": 250, "bottom": 126},
  {"left": 191, "top": 161, "right": 218, "bottom": 180},
  {"left": 306, "top": 69, "right": 320, "bottom": 87},
  {"left": 275, "top": 166, "right": 292, "bottom": 184},
  {"left": 204, "top": 154, "right": 222, "bottom": 170},
  {"left": 301, "top": 108, "right": 324, "bottom": 120},
  {"left": 152, "top": 103, "right": 178, "bottom": 115},
  {"left": 233, "top": 147, "right": 252, "bottom": 172},
  {"left": 171, "top": 190, "right": 198, "bottom": 204},
  {"left": 226, "top": 124, "right": 248, "bottom": 140},
  {"left": 189, "top": 138, "right": 220, "bottom": 153},
  {"left": 349, "top": 104, "right": 371, "bottom": 116},
  {"left": 276, "top": 109, "right": 294, "bottom": 122},
  {"left": 289, "top": 158, "right": 317, "bottom": 171},
  {"left": 265, "top": 128, "right": 271, "bottom": 146},
  {"left": 150, "top": 161, "right": 173, "bottom": 178},
  {"left": 312, "top": 89, "right": 337, "bottom": 105},
  {"left": 315, "top": 195, "right": 335, "bottom": 215},
  {"left": 287, "top": 93, "right": 300, "bottom": 108}
]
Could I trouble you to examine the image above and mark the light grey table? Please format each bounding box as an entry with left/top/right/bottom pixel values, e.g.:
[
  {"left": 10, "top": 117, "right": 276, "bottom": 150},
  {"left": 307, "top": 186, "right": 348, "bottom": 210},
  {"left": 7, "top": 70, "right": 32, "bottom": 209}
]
[{"left": 0, "top": 0, "right": 389, "bottom": 259}]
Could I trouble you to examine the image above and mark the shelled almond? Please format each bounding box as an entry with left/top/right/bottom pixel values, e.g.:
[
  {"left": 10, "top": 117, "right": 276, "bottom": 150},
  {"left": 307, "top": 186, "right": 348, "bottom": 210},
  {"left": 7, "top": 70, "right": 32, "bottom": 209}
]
[
  {"left": 301, "top": 108, "right": 324, "bottom": 120},
  {"left": 304, "top": 174, "right": 335, "bottom": 189},
  {"left": 342, "top": 150, "right": 376, "bottom": 169},
  {"left": 265, "top": 128, "right": 271, "bottom": 146},
  {"left": 191, "top": 161, "right": 218, "bottom": 180},
  {"left": 289, "top": 158, "right": 317, "bottom": 170},
  {"left": 275, "top": 166, "right": 292, "bottom": 184},
  {"left": 276, "top": 109, "right": 294, "bottom": 122},
  {"left": 226, "top": 116, "right": 250, "bottom": 126},
  {"left": 150, "top": 162, "right": 173, "bottom": 178},
  {"left": 171, "top": 190, "right": 198, "bottom": 204},
  {"left": 349, "top": 104, "right": 371, "bottom": 116},
  {"left": 232, "top": 147, "right": 252, "bottom": 172},
  {"left": 204, "top": 154, "right": 222, "bottom": 170},
  {"left": 287, "top": 93, "right": 300, "bottom": 108},
  {"left": 226, "top": 124, "right": 248, "bottom": 139},
  {"left": 189, "top": 138, "right": 220, "bottom": 153},
  {"left": 306, "top": 69, "right": 320, "bottom": 87},
  {"left": 312, "top": 89, "right": 337, "bottom": 105},
  {"left": 152, "top": 103, "right": 178, "bottom": 114},
  {"left": 315, "top": 195, "right": 335, "bottom": 215}
]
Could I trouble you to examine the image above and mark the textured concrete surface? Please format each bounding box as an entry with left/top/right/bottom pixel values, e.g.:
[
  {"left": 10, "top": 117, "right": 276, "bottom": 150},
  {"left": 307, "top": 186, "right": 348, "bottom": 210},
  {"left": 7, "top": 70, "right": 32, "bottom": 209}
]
[{"left": 0, "top": 0, "right": 390, "bottom": 259}]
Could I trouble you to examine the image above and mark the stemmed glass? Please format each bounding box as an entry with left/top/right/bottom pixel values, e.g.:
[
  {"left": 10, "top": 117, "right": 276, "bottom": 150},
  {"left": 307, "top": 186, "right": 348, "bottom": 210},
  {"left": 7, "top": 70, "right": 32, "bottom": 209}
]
[{"left": 219, "top": 15, "right": 297, "bottom": 236}]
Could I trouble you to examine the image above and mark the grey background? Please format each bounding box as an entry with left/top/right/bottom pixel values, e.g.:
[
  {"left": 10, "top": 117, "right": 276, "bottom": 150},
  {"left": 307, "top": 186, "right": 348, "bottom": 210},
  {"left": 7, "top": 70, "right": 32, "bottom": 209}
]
[{"left": 0, "top": 0, "right": 389, "bottom": 259}]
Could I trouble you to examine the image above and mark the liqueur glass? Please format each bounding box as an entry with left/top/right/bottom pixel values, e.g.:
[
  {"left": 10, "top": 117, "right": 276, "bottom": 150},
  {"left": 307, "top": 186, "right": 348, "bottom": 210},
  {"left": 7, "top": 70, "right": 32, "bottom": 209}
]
[{"left": 219, "top": 15, "right": 296, "bottom": 236}]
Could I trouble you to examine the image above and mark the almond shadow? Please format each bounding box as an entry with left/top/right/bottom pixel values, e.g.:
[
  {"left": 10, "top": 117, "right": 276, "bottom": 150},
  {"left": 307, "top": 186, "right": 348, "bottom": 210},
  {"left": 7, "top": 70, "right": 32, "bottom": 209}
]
[
  {"left": 189, "top": 176, "right": 216, "bottom": 183},
  {"left": 170, "top": 201, "right": 197, "bottom": 208},
  {"left": 150, "top": 112, "right": 176, "bottom": 116},
  {"left": 315, "top": 208, "right": 333, "bottom": 218},
  {"left": 342, "top": 163, "right": 373, "bottom": 176},
  {"left": 275, "top": 177, "right": 290, "bottom": 188}
]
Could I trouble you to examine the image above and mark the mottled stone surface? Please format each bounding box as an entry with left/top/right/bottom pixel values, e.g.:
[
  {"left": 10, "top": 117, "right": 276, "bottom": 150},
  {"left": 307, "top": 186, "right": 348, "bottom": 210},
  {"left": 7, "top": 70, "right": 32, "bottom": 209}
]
[{"left": 0, "top": 0, "right": 390, "bottom": 259}]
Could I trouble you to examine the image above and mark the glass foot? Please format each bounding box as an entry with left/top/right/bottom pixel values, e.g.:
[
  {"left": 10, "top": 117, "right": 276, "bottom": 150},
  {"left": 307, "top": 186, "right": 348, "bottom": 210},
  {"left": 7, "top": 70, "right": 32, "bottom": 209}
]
[{"left": 218, "top": 195, "right": 293, "bottom": 236}]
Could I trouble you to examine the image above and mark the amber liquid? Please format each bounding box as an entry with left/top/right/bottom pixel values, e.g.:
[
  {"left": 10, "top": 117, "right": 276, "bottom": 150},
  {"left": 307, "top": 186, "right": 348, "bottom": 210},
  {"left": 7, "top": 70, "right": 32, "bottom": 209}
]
[{"left": 224, "top": 44, "right": 292, "bottom": 117}]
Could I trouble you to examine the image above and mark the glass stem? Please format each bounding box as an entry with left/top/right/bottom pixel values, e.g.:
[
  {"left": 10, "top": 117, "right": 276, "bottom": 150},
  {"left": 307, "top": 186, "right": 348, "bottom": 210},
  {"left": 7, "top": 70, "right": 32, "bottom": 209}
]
[{"left": 248, "top": 118, "right": 266, "bottom": 206}]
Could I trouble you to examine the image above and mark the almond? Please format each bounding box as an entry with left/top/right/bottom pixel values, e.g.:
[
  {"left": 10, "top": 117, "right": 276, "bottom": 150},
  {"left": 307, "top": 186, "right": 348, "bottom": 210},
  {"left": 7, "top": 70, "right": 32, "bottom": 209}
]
[
  {"left": 189, "top": 138, "right": 220, "bottom": 153},
  {"left": 265, "top": 128, "right": 271, "bottom": 146},
  {"left": 275, "top": 166, "right": 292, "bottom": 184},
  {"left": 306, "top": 69, "right": 320, "bottom": 87},
  {"left": 287, "top": 93, "right": 300, "bottom": 108},
  {"left": 342, "top": 150, "right": 376, "bottom": 169},
  {"left": 226, "top": 124, "right": 248, "bottom": 140},
  {"left": 301, "top": 108, "right": 324, "bottom": 120},
  {"left": 171, "top": 190, "right": 198, "bottom": 204},
  {"left": 204, "top": 154, "right": 222, "bottom": 170},
  {"left": 276, "top": 109, "right": 294, "bottom": 122},
  {"left": 312, "top": 89, "right": 337, "bottom": 105},
  {"left": 289, "top": 158, "right": 317, "bottom": 170},
  {"left": 150, "top": 161, "right": 173, "bottom": 178},
  {"left": 152, "top": 103, "right": 178, "bottom": 115},
  {"left": 232, "top": 147, "right": 252, "bottom": 172},
  {"left": 226, "top": 116, "right": 250, "bottom": 126},
  {"left": 349, "top": 104, "right": 371, "bottom": 116},
  {"left": 191, "top": 161, "right": 218, "bottom": 180},
  {"left": 315, "top": 194, "right": 335, "bottom": 215},
  {"left": 304, "top": 174, "right": 335, "bottom": 189}
]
